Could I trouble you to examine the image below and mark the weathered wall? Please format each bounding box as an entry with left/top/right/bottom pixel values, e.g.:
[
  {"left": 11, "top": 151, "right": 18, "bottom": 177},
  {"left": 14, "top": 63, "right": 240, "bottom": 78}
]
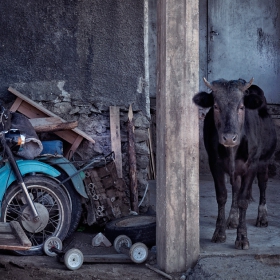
[
  {"left": 197, "top": 0, "right": 280, "bottom": 178},
  {"left": 0, "top": 0, "right": 152, "bottom": 211},
  {"left": 0, "top": 0, "right": 146, "bottom": 112}
]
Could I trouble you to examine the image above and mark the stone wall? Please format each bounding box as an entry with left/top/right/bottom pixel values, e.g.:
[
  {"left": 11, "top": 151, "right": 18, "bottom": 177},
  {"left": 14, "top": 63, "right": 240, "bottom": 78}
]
[
  {"left": 9, "top": 80, "right": 152, "bottom": 212},
  {"left": 0, "top": 0, "right": 152, "bottom": 212}
]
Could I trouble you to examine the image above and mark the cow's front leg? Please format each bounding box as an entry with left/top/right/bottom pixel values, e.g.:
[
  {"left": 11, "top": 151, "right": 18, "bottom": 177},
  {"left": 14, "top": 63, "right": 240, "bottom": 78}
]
[
  {"left": 212, "top": 181, "right": 227, "bottom": 243},
  {"left": 227, "top": 176, "right": 241, "bottom": 229},
  {"left": 235, "top": 199, "right": 249, "bottom": 249},
  {"left": 235, "top": 170, "right": 256, "bottom": 250},
  {"left": 212, "top": 200, "right": 227, "bottom": 243},
  {"left": 226, "top": 195, "right": 239, "bottom": 229}
]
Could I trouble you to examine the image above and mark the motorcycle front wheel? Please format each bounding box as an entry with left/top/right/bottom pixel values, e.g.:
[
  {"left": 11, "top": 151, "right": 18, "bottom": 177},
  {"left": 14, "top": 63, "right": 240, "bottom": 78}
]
[{"left": 1, "top": 175, "right": 71, "bottom": 256}]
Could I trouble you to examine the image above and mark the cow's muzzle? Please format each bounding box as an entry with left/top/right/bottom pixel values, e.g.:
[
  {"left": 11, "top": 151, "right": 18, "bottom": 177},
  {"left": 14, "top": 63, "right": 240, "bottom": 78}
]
[{"left": 221, "top": 133, "right": 239, "bottom": 147}]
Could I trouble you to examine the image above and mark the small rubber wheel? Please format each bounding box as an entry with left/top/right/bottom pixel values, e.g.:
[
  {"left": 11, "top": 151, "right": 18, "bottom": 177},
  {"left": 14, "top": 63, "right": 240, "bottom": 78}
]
[
  {"left": 114, "top": 235, "right": 132, "bottom": 253},
  {"left": 43, "top": 237, "right": 62, "bottom": 257},
  {"left": 64, "top": 248, "right": 84, "bottom": 270},
  {"left": 129, "top": 242, "right": 149, "bottom": 263}
]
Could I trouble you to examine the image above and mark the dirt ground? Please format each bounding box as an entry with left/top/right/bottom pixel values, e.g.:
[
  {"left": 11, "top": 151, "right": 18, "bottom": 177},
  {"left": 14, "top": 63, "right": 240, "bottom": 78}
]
[
  {"left": 0, "top": 229, "right": 182, "bottom": 280},
  {"left": 0, "top": 177, "right": 280, "bottom": 280},
  {"left": 0, "top": 241, "right": 182, "bottom": 280},
  {"left": 0, "top": 254, "right": 169, "bottom": 280}
]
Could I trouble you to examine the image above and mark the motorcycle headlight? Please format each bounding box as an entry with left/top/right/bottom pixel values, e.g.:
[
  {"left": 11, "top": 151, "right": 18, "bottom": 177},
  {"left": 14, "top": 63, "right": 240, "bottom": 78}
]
[
  {"left": 18, "top": 134, "right": 26, "bottom": 146},
  {"left": 5, "top": 129, "right": 26, "bottom": 149}
]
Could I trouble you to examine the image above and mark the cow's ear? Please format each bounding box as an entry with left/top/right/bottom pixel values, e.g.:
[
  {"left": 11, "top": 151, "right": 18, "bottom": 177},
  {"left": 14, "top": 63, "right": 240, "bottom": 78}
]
[
  {"left": 192, "top": 92, "right": 214, "bottom": 108},
  {"left": 244, "top": 94, "right": 263, "bottom": 109},
  {"left": 246, "top": 84, "right": 264, "bottom": 97}
]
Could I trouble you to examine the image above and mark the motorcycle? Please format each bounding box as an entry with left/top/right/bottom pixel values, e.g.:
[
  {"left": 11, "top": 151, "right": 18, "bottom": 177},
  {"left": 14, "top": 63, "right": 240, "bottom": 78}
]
[{"left": 0, "top": 106, "right": 115, "bottom": 256}]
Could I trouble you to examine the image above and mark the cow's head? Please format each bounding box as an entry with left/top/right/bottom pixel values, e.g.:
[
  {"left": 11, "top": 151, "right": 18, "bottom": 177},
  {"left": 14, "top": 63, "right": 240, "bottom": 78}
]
[{"left": 193, "top": 78, "right": 264, "bottom": 147}]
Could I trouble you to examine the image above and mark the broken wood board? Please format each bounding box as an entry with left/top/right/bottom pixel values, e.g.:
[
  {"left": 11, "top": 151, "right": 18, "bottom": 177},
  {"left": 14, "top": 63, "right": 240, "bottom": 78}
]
[
  {"left": 8, "top": 87, "right": 95, "bottom": 158},
  {"left": 29, "top": 117, "right": 78, "bottom": 132},
  {"left": 110, "top": 106, "right": 122, "bottom": 178},
  {"left": 127, "top": 104, "right": 138, "bottom": 213},
  {"left": 0, "top": 221, "right": 31, "bottom": 250}
]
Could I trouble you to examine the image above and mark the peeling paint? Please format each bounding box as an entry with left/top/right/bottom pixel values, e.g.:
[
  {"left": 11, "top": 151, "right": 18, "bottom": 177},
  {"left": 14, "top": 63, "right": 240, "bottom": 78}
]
[{"left": 57, "top": 81, "right": 71, "bottom": 102}]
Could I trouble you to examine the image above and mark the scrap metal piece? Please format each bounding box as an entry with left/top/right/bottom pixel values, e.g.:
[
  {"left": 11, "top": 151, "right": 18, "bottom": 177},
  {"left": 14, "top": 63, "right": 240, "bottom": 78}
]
[
  {"left": 83, "top": 161, "right": 130, "bottom": 226},
  {"left": 92, "top": 232, "right": 112, "bottom": 247}
]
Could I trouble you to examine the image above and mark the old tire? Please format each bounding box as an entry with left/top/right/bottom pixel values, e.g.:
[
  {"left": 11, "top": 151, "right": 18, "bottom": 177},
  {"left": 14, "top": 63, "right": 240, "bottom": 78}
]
[
  {"left": 104, "top": 215, "right": 156, "bottom": 247},
  {"left": 1, "top": 175, "right": 71, "bottom": 256}
]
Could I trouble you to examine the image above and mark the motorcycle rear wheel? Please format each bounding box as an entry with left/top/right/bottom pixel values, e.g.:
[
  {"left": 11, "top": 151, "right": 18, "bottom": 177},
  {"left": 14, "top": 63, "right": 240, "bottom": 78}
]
[{"left": 1, "top": 175, "right": 71, "bottom": 256}]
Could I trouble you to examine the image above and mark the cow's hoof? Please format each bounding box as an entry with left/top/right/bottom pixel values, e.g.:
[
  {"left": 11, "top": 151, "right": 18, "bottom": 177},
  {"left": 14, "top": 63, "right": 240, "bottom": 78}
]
[
  {"left": 256, "top": 205, "right": 268, "bottom": 227},
  {"left": 226, "top": 218, "right": 238, "bottom": 229},
  {"left": 226, "top": 209, "right": 239, "bottom": 229},
  {"left": 211, "top": 229, "right": 226, "bottom": 243},
  {"left": 235, "top": 238, "right": 249, "bottom": 250},
  {"left": 255, "top": 217, "right": 268, "bottom": 227}
]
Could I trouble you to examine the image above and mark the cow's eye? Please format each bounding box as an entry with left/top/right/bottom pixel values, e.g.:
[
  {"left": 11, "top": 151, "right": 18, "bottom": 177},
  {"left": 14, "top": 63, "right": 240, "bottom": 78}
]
[
  {"left": 214, "top": 104, "right": 219, "bottom": 111},
  {"left": 239, "top": 105, "right": 245, "bottom": 110}
]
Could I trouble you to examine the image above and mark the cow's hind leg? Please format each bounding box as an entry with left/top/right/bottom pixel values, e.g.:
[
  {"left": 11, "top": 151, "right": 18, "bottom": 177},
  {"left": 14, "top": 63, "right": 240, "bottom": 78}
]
[{"left": 255, "top": 163, "right": 269, "bottom": 227}]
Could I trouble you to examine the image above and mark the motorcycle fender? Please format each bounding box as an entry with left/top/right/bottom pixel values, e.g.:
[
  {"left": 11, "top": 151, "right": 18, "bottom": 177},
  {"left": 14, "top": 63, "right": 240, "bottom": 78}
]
[
  {"left": 44, "top": 157, "right": 88, "bottom": 198},
  {"left": 0, "top": 160, "right": 61, "bottom": 205}
]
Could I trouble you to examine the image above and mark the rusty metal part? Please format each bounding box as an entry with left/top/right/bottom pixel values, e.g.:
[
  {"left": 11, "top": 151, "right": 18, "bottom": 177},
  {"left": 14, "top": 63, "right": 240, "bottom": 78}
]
[{"left": 84, "top": 161, "right": 130, "bottom": 226}]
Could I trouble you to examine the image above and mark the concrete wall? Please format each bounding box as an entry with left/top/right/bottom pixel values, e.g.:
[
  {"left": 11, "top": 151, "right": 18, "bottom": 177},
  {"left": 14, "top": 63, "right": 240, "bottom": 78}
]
[
  {"left": 197, "top": 0, "right": 280, "bottom": 178},
  {"left": 0, "top": 1, "right": 146, "bottom": 112},
  {"left": 0, "top": 0, "right": 152, "bottom": 210}
]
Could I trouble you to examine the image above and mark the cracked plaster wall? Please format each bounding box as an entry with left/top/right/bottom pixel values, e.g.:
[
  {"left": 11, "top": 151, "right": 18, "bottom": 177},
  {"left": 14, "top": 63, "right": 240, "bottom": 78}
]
[{"left": 0, "top": 0, "right": 152, "bottom": 211}]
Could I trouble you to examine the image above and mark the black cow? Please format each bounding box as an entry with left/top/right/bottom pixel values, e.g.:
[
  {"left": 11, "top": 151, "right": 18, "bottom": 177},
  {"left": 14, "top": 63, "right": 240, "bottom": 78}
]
[{"left": 193, "top": 78, "right": 277, "bottom": 249}]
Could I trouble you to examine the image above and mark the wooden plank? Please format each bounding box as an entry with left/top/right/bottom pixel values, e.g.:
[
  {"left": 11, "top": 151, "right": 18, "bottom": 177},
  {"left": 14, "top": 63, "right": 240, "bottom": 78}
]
[
  {"left": 14, "top": 101, "right": 79, "bottom": 144},
  {"left": 10, "top": 97, "right": 23, "bottom": 112},
  {"left": 8, "top": 87, "right": 95, "bottom": 144},
  {"left": 148, "top": 128, "right": 156, "bottom": 179},
  {"left": 0, "top": 222, "right": 13, "bottom": 233},
  {"left": 10, "top": 221, "right": 32, "bottom": 247},
  {"left": 110, "top": 106, "right": 122, "bottom": 178},
  {"left": 0, "top": 244, "right": 31, "bottom": 250},
  {"left": 55, "top": 130, "right": 79, "bottom": 144},
  {"left": 29, "top": 117, "right": 78, "bottom": 132},
  {"left": 127, "top": 105, "right": 138, "bottom": 213},
  {"left": 12, "top": 99, "right": 48, "bottom": 119},
  {"left": 0, "top": 222, "right": 31, "bottom": 250},
  {"left": 0, "top": 235, "right": 16, "bottom": 240},
  {"left": 9, "top": 87, "right": 64, "bottom": 118}
]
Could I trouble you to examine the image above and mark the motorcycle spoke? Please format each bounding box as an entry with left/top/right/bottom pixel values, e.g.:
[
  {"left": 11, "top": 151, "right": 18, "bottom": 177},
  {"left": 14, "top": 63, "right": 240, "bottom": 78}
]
[
  {"left": 47, "top": 217, "right": 60, "bottom": 228},
  {"left": 5, "top": 206, "right": 22, "bottom": 218}
]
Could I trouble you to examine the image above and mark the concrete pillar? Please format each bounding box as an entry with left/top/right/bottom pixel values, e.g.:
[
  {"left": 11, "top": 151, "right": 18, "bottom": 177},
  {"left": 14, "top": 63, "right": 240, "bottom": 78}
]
[{"left": 156, "top": 0, "right": 200, "bottom": 273}]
